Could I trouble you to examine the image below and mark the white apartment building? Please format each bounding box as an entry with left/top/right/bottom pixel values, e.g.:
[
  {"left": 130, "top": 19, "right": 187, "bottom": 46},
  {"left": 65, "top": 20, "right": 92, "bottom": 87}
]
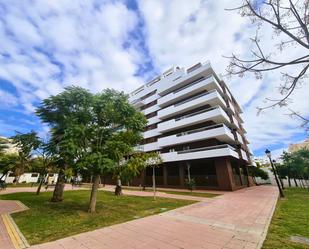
[{"left": 128, "top": 61, "right": 253, "bottom": 191}]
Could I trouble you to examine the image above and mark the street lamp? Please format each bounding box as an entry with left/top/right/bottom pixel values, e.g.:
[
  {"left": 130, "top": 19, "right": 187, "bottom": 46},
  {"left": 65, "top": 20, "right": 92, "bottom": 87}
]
[{"left": 265, "top": 149, "right": 284, "bottom": 198}]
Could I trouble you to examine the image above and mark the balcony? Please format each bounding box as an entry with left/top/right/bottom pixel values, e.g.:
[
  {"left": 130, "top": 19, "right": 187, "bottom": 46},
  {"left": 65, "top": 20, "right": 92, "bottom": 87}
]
[
  {"left": 158, "top": 106, "right": 230, "bottom": 133},
  {"left": 158, "top": 124, "right": 235, "bottom": 148},
  {"left": 142, "top": 105, "right": 160, "bottom": 116},
  {"left": 230, "top": 116, "right": 239, "bottom": 129},
  {"left": 143, "top": 129, "right": 160, "bottom": 139},
  {"left": 157, "top": 62, "right": 212, "bottom": 95},
  {"left": 241, "top": 149, "right": 248, "bottom": 161},
  {"left": 227, "top": 101, "right": 236, "bottom": 114},
  {"left": 160, "top": 144, "right": 239, "bottom": 162},
  {"left": 158, "top": 90, "right": 226, "bottom": 120},
  {"left": 158, "top": 75, "right": 223, "bottom": 108},
  {"left": 133, "top": 144, "right": 144, "bottom": 152},
  {"left": 147, "top": 116, "right": 160, "bottom": 126},
  {"left": 236, "top": 132, "right": 244, "bottom": 145},
  {"left": 144, "top": 142, "right": 158, "bottom": 152},
  {"left": 143, "top": 93, "right": 158, "bottom": 105},
  {"left": 133, "top": 142, "right": 158, "bottom": 152},
  {"left": 131, "top": 98, "right": 145, "bottom": 108}
]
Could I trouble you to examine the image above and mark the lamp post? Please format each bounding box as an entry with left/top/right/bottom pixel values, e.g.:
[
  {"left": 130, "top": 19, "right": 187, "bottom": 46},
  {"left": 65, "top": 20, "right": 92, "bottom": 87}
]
[
  {"left": 265, "top": 149, "right": 284, "bottom": 198},
  {"left": 273, "top": 159, "right": 285, "bottom": 190}
]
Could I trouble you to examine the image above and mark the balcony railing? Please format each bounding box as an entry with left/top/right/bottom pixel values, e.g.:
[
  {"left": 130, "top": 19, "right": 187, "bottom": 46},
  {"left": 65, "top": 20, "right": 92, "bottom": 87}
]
[
  {"left": 176, "top": 123, "right": 227, "bottom": 137},
  {"left": 173, "top": 75, "right": 211, "bottom": 94},
  {"left": 178, "top": 144, "right": 236, "bottom": 154},
  {"left": 175, "top": 106, "right": 218, "bottom": 121},
  {"left": 174, "top": 90, "right": 214, "bottom": 107}
]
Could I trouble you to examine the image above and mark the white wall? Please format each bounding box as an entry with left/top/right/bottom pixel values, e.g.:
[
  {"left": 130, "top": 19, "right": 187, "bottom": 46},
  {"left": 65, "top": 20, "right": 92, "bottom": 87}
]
[
  {"left": 4, "top": 172, "right": 40, "bottom": 183},
  {"left": 255, "top": 167, "right": 305, "bottom": 187}
]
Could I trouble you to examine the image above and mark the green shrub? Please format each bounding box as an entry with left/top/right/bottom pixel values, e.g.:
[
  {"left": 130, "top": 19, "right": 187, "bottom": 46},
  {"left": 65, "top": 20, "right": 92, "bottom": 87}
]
[{"left": 185, "top": 178, "right": 196, "bottom": 191}]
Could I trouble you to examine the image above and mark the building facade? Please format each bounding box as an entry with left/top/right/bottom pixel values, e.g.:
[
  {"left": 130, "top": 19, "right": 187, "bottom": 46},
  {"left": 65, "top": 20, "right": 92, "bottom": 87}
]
[
  {"left": 129, "top": 61, "right": 253, "bottom": 191},
  {"left": 288, "top": 139, "right": 309, "bottom": 153}
]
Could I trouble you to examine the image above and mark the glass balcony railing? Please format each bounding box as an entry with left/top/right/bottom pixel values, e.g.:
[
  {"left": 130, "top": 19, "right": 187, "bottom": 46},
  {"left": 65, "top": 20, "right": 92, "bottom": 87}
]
[
  {"left": 177, "top": 144, "right": 236, "bottom": 154},
  {"left": 175, "top": 106, "right": 219, "bottom": 121},
  {"left": 174, "top": 90, "right": 216, "bottom": 107},
  {"left": 173, "top": 75, "right": 212, "bottom": 94},
  {"left": 176, "top": 123, "right": 227, "bottom": 137}
]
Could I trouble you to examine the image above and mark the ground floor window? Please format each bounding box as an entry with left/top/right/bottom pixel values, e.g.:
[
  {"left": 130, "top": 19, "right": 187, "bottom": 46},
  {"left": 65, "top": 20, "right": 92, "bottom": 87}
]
[
  {"left": 166, "top": 164, "right": 180, "bottom": 186},
  {"left": 231, "top": 162, "right": 241, "bottom": 186},
  {"left": 145, "top": 166, "right": 163, "bottom": 185},
  {"left": 186, "top": 160, "right": 218, "bottom": 186}
]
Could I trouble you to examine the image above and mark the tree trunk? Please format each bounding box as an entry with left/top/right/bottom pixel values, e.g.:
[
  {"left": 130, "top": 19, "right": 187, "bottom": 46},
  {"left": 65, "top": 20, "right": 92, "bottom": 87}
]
[
  {"left": 115, "top": 175, "right": 122, "bottom": 196},
  {"left": 88, "top": 174, "right": 100, "bottom": 213},
  {"left": 0, "top": 171, "right": 8, "bottom": 181},
  {"left": 51, "top": 169, "right": 65, "bottom": 202},
  {"left": 152, "top": 166, "right": 156, "bottom": 200},
  {"left": 300, "top": 179, "right": 305, "bottom": 188},
  {"left": 279, "top": 178, "right": 285, "bottom": 190},
  {"left": 294, "top": 178, "right": 298, "bottom": 187},
  {"left": 36, "top": 174, "right": 46, "bottom": 195},
  {"left": 288, "top": 177, "right": 291, "bottom": 187},
  {"left": 253, "top": 176, "right": 258, "bottom": 186}
]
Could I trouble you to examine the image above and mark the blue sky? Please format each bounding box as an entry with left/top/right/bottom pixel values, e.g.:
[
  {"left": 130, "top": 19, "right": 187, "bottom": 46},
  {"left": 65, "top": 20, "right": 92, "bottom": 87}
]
[{"left": 0, "top": 0, "right": 308, "bottom": 159}]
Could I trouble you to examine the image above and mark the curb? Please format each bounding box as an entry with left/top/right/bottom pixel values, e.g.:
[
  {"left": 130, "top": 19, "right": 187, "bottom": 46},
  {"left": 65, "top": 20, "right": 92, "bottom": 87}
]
[
  {"left": 256, "top": 192, "right": 279, "bottom": 249},
  {"left": 2, "top": 213, "right": 30, "bottom": 249}
]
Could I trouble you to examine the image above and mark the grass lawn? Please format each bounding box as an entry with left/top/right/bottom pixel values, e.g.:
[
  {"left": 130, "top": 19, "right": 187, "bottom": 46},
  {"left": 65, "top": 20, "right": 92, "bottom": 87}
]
[
  {"left": 263, "top": 188, "right": 309, "bottom": 249},
  {"left": 0, "top": 190, "right": 196, "bottom": 245},
  {"left": 122, "top": 186, "right": 219, "bottom": 198}
]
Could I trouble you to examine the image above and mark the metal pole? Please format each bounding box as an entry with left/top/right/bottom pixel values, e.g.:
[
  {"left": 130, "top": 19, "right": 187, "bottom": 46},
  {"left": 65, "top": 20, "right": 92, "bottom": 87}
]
[{"left": 269, "top": 156, "right": 285, "bottom": 198}]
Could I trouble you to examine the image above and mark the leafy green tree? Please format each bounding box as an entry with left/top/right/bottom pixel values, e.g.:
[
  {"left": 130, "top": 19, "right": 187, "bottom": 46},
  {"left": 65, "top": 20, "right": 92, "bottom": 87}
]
[
  {"left": 67, "top": 89, "right": 147, "bottom": 212},
  {"left": 281, "top": 149, "right": 309, "bottom": 188},
  {"left": 0, "top": 137, "right": 9, "bottom": 154},
  {"left": 249, "top": 165, "right": 269, "bottom": 184},
  {"left": 36, "top": 86, "right": 93, "bottom": 202},
  {"left": 0, "top": 153, "right": 19, "bottom": 181},
  {"left": 10, "top": 131, "right": 41, "bottom": 184},
  {"left": 36, "top": 87, "right": 147, "bottom": 212}
]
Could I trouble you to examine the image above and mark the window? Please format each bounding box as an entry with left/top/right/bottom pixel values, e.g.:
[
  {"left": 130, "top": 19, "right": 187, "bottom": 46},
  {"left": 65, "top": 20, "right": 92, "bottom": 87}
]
[
  {"left": 31, "top": 173, "right": 38, "bottom": 177},
  {"left": 48, "top": 173, "right": 54, "bottom": 177}
]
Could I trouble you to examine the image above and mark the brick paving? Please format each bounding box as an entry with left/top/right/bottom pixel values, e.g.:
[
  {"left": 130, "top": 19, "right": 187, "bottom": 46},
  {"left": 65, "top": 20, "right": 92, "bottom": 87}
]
[
  {"left": 0, "top": 200, "right": 27, "bottom": 249},
  {"left": 26, "top": 185, "right": 278, "bottom": 249}
]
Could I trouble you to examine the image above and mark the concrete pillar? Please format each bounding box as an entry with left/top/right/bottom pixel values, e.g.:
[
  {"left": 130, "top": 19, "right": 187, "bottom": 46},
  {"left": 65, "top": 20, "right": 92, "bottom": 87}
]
[
  {"left": 245, "top": 166, "right": 255, "bottom": 187},
  {"left": 163, "top": 164, "right": 168, "bottom": 186},
  {"left": 215, "top": 158, "right": 236, "bottom": 191}
]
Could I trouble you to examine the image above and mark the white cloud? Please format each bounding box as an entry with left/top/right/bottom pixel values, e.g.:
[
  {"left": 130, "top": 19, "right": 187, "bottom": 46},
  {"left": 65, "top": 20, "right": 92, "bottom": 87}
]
[
  {"left": 0, "top": 0, "right": 307, "bottom": 155},
  {"left": 137, "top": 0, "right": 308, "bottom": 155},
  {"left": 0, "top": 89, "right": 18, "bottom": 107},
  {"left": 0, "top": 0, "right": 145, "bottom": 106}
]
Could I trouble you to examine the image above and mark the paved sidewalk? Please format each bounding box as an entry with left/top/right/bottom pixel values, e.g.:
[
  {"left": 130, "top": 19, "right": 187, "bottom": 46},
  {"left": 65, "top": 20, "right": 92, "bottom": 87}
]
[
  {"left": 101, "top": 185, "right": 217, "bottom": 202},
  {"left": 28, "top": 186, "right": 278, "bottom": 249},
  {"left": 0, "top": 200, "right": 28, "bottom": 249}
]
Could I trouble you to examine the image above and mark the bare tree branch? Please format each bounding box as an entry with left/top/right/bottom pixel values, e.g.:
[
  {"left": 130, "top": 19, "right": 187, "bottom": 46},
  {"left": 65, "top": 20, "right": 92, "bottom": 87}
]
[{"left": 226, "top": 0, "right": 309, "bottom": 126}]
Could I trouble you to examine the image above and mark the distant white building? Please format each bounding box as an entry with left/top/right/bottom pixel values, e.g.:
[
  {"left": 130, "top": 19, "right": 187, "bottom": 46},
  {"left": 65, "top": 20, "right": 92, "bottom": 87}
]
[
  {"left": 254, "top": 156, "right": 269, "bottom": 166},
  {"left": 0, "top": 172, "right": 59, "bottom": 184},
  {"left": 4, "top": 172, "right": 40, "bottom": 184},
  {"left": 0, "top": 136, "right": 19, "bottom": 154}
]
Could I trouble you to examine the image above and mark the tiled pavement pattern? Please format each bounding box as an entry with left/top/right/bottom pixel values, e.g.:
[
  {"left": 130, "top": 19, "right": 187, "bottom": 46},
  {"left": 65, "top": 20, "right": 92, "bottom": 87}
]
[
  {"left": 27, "top": 186, "right": 278, "bottom": 249},
  {"left": 101, "top": 185, "right": 220, "bottom": 202},
  {"left": 0, "top": 200, "right": 28, "bottom": 249}
]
